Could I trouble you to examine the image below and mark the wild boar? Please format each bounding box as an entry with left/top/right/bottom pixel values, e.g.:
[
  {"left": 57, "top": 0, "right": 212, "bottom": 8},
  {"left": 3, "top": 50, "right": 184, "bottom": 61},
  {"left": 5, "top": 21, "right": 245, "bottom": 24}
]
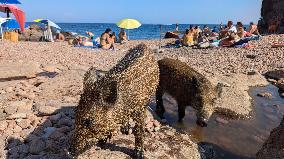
[
  {"left": 156, "top": 58, "right": 221, "bottom": 127},
  {"left": 70, "top": 44, "right": 159, "bottom": 159}
]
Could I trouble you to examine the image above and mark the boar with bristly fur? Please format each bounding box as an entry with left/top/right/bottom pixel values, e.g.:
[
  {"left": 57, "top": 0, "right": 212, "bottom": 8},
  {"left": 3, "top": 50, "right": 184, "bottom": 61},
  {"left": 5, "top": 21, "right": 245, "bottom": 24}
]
[
  {"left": 156, "top": 58, "right": 221, "bottom": 127},
  {"left": 69, "top": 44, "right": 159, "bottom": 159}
]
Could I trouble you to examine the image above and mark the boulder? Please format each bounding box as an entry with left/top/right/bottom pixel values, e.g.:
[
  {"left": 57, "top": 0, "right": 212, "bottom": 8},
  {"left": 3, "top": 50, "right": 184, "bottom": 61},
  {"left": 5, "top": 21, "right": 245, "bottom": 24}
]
[{"left": 164, "top": 31, "right": 180, "bottom": 39}]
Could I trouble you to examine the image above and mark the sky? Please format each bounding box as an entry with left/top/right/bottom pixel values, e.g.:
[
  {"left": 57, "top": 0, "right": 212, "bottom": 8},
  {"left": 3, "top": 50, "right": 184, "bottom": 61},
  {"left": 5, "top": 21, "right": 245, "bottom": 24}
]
[{"left": 13, "top": 0, "right": 262, "bottom": 24}]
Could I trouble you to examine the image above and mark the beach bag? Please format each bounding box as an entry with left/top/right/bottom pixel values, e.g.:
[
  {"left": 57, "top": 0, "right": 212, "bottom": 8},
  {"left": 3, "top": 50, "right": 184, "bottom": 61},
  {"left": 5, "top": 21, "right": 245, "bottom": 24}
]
[
  {"left": 4, "top": 31, "right": 18, "bottom": 42},
  {"left": 198, "top": 42, "right": 210, "bottom": 48}
]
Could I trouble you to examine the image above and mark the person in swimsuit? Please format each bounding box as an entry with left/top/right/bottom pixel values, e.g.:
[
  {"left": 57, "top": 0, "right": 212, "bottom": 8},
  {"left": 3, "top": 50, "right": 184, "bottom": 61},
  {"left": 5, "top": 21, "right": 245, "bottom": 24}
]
[
  {"left": 236, "top": 22, "right": 246, "bottom": 38},
  {"left": 100, "top": 28, "right": 115, "bottom": 50},
  {"left": 118, "top": 28, "right": 127, "bottom": 44},
  {"left": 248, "top": 22, "right": 260, "bottom": 35}
]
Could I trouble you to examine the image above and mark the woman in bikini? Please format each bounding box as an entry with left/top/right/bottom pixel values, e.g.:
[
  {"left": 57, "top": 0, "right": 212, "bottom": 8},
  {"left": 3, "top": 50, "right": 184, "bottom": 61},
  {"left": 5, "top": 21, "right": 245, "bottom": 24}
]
[{"left": 100, "top": 28, "right": 115, "bottom": 50}]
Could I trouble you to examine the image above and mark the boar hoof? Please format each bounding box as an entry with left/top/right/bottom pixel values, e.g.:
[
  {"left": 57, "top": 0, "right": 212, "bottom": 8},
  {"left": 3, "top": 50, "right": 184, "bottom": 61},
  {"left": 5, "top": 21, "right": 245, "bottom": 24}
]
[
  {"left": 134, "top": 149, "right": 144, "bottom": 159},
  {"left": 196, "top": 118, "right": 208, "bottom": 127}
]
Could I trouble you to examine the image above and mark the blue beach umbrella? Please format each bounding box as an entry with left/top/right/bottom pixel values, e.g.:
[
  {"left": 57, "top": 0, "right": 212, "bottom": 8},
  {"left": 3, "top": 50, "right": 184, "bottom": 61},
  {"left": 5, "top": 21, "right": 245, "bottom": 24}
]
[
  {"left": 1, "top": 19, "right": 27, "bottom": 29},
  {"left": 0, "top": 0, "right": 21, "bottom": 4}
]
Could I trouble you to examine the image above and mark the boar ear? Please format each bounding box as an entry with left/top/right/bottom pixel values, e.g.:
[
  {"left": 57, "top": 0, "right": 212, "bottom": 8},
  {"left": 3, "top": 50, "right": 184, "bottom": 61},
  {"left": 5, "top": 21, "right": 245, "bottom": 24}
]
[{"left": 102, "top": 81, "right": 118, "bottom": 105}]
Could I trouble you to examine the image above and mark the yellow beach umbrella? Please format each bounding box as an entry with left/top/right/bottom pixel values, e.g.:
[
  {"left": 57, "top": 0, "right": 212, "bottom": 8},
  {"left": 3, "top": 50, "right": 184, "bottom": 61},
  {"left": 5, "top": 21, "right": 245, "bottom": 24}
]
[
  {"left": 116, "top": 18, "right": 141, "bottom": 29},
  {"left": 116, "top": 18, "right": 141, "bottom": 40}
]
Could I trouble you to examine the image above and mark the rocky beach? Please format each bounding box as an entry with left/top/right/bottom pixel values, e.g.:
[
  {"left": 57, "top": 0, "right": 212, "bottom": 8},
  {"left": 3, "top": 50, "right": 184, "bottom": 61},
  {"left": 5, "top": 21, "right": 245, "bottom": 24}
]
[{"left": 0, "top": 34, "right": 284, "bottom": 159}]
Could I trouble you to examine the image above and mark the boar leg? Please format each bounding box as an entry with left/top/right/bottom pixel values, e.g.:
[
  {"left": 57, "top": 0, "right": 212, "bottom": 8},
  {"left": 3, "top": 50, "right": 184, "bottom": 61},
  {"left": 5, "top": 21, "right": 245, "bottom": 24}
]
[
  {"left": 133, "top": 109, "right": 146, "bottom": 159},
  {"left": 121, "top": 121, "right": 130, "bottom": 135},
  {"left": 178, "top": 105, "right": 186, "bottom": 122},
  {"left": 155, "top": 86, "right": 165, "bottom": 119}
]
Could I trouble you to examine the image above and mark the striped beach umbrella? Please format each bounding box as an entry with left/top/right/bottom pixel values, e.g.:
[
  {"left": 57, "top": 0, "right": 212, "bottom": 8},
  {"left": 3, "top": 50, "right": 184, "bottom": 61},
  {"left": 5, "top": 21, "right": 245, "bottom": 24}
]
[{"left": 34, "top": 19, "right": 61, "bottom": 29}]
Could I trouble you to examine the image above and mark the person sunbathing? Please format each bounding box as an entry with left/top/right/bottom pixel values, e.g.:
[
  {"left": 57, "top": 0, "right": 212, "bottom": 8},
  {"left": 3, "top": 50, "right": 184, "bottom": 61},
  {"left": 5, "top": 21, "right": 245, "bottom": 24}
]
[
  {"left": 248, "top": 22, "right": 260, "bottom": 35},
  {"left": 100, "top": 28, "right": 115, "bottom": 50},
  {"left": 118, "top": 28, "right": 127, "bottom": 44},
  {"left": 55, "top": 31, "right": 65, "bottom": 41},
  {"left": 181, "top": 29, "right": 194, "bottom": 47}
]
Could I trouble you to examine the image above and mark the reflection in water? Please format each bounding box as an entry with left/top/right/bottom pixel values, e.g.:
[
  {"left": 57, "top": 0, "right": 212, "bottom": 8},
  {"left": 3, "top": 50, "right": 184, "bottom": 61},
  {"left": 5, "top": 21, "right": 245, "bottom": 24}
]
[{"left": 150, "top": 85, "right": 284, "bottom": 159}]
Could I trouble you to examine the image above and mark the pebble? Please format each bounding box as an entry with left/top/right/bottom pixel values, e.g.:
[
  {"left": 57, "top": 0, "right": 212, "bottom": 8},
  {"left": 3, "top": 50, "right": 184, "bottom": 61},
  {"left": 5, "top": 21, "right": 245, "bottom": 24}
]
[
  {"left": 257, "top": 92, "right": 273, "bottom": 98},
  {"left": 17, "top": 119, "right": 31, "bottom": 129},
  {"left": 5, "top": 87, "right": 13, "bottom": 93},
  {"left": 37, "top": 106, "right": 58, "bottom": 116},
  {"left": 4, "top": 104, "right": 18, "bottom": 115},
  {"left": 153, "top": 120, "right": 161, "bottom": 127},
  {"left": 267, "top": 78, "right": 277, "bottom": 83},
  {"left": 16, "top": 100, "right": 33, "bottom": 113},
  {"left": 0, "top": 121, "right": 8, "bottom": 131},
  {"left": 29, "top": 138, "right": 46, "bottom": 154},
  {"left": 13, "top": 125, "right": 23, "bottom": 133},
  {"left": 215, "top": 117, "right": 229, "bottom": 124},
  {"left": 7, "top": 113, "right": 28, "bottom": 119}
]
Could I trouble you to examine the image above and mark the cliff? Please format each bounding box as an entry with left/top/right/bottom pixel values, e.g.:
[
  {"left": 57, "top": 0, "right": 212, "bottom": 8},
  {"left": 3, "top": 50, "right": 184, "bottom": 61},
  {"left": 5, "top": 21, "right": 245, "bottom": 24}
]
[{"left": 258, "top": 0, "right": 284, "bottom": 33}]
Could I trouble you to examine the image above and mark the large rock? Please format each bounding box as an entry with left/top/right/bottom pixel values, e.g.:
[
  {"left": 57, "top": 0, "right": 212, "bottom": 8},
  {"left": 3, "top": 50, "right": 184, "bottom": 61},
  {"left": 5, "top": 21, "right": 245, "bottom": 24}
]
[
  {"left": 257, "top": 116, "right": 284, "bottom": 159},
  {"left": 259, "top": 0, "right": 284, "bottom": 33},
  {"left": 19, "top": 25, "right": 44, "bottom": 42},
  {"left": 0, "top": 61, "right": 42, "bottom": 79}
]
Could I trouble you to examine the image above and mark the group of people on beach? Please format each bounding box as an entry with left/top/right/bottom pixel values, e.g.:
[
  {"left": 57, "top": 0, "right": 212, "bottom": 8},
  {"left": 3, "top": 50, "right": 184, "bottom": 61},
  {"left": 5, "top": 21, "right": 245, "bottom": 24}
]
[
  {"left": 180, "top": 21, "right": 260, "bottom": 48},
  {"left": 72, "top": 28, "right": 128, "bottom": 50}
]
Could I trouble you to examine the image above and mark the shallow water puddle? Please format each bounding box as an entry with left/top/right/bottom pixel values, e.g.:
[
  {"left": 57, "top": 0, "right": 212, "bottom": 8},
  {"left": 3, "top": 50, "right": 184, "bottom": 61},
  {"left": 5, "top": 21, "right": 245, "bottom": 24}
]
[{"left": 150, "top": 84, "right": 284, "bottom": 159}]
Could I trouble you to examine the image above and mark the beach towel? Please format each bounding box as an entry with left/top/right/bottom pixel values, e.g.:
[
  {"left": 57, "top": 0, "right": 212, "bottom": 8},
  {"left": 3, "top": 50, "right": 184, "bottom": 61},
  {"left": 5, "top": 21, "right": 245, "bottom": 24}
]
[{"left": 271, "top": 43, "right": 284, "bottom": 48}]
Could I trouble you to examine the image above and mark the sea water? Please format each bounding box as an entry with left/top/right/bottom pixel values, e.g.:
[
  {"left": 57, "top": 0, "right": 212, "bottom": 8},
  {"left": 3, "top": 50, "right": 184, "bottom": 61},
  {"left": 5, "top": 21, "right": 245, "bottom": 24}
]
[
  {"left": 50, "top": 23, "right": 228, "bottom": 40},
  {"left": 149, "top": 85, "right": 284, "bottom": 159}
]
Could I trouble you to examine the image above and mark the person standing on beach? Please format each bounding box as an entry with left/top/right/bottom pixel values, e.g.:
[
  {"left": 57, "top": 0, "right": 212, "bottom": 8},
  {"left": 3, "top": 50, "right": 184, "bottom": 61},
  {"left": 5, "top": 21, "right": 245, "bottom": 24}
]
[{"left": 100, "top": 28, "right": 115, "bottom": 50}]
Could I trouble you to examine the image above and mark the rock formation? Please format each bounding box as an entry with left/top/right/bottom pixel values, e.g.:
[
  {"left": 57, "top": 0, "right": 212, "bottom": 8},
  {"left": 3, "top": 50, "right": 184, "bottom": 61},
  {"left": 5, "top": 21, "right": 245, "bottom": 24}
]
[{"left": 259, "top": 0, "right": 284, "bottom": 33}]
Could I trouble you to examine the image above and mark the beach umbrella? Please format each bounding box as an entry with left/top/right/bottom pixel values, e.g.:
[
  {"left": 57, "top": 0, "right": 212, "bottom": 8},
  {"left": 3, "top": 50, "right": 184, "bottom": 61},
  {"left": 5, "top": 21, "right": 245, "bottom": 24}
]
[
  {"left": 116, "top": 18, "right": 141, "bottom": 40},
  {"left": 0, "top": 0, "right": 21, "bottom": 4},
  {"left": 0, "top": 4, "right": 25, "bottom": 31},
  {"left": 1, "top": 19, "right": 27, "bottom": 29},
  {"left": 33, "top": 19, "right": 61, "bottom": 29}
]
